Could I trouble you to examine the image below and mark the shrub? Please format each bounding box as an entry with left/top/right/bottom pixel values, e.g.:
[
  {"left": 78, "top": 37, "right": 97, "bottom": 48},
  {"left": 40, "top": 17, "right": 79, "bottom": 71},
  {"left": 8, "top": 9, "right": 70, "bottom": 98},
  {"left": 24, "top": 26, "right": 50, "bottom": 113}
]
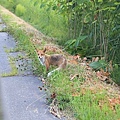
[{"left": 15, "top": 4, "right": 26, "bottom": 16}]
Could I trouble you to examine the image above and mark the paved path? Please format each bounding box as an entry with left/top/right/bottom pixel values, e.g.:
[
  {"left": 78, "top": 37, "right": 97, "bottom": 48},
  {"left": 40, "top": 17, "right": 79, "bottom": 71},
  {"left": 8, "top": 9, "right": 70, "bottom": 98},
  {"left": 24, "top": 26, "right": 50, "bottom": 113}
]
[{"left": 0, "top": 19, "right": 61, "bottom": 120}]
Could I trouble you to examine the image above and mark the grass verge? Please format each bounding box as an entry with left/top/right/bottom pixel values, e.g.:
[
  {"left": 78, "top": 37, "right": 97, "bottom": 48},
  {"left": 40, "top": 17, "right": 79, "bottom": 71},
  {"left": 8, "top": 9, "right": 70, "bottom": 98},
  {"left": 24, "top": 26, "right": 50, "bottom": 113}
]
[
  {"left": 46, "top": 66, "right": 120, "bottom": 120},
  {"left": 0, "top": 12, "right": 45, "bottom": 76}
]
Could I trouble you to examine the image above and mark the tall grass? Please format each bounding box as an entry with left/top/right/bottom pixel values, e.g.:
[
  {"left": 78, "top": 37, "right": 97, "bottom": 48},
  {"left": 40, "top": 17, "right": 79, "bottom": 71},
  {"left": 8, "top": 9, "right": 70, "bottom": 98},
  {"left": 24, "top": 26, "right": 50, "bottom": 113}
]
[{"left": 0, "top": 0, "right": 68, "bottom": 41}]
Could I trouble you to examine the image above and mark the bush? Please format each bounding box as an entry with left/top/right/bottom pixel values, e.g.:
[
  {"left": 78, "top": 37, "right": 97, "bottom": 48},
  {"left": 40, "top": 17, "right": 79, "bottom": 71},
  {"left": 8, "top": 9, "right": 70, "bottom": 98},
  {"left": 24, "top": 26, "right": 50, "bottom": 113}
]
[
  {"left": 15, "top": 4, "right": 26, "bottom": 16},
  {"left": 111, "top": 64, "right": 120, "bottom": 85}
]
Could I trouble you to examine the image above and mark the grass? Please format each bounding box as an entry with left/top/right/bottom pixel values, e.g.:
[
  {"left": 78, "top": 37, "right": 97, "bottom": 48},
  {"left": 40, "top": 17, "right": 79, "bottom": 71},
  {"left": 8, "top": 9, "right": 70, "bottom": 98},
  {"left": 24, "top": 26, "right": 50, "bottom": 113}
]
[
  {"left": 47, "top": 68, "right": 120, "bottom": 120},
  {"left": 1, "top": 46, "right": 18, "bottom": 77},
  {"left": 0, "top": 11, "right": 45, "bottom": 76},
  {"left": 0, "top": 6, "right": 120, "bottom": 120},
  {"left": 0, "top": 0, "right": 69, "bottom": 41},
  {"left": 1, "top": 56, "right": 18, "bottom": 77}
]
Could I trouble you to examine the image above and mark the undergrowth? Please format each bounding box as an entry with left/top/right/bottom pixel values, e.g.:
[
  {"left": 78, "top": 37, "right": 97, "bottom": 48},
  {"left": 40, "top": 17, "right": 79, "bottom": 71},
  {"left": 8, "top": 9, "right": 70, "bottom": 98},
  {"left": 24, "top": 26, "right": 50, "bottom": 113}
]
[{"left": 47, "top": 68, "right": 120, "bottom": 120}]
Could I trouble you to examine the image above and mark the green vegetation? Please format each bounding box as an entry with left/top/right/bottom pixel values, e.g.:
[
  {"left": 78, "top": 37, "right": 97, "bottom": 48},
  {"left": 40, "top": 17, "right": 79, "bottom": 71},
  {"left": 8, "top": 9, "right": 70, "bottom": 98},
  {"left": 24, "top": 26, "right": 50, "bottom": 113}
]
[
  {"left": 0, "top": 0, "right": 68, "bottom": 40},
  {"left": 0, "top": 1, "right": 120, "bottom": 120},
  {"left": 0, "top": 13, "right": 45, "bottom": 76},
  {"left": 15, "top": 4, "right": 26, "bottom": 16},
  {"left": 1, "top": 56, "right": 18, "bottom": 77},
  {"left": 0, "top": 0, "right": 119, "bottom": 84},
  {"left": 47, "top": 67, "right": 120, "bottom": 120}
]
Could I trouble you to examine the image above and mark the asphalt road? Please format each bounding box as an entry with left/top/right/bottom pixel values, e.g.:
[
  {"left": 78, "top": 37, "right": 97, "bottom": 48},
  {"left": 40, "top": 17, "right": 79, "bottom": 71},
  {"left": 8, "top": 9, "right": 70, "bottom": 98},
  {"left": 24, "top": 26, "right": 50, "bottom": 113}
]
[{"left": 0, "top": 19, "right": 61, "bottom": 120}]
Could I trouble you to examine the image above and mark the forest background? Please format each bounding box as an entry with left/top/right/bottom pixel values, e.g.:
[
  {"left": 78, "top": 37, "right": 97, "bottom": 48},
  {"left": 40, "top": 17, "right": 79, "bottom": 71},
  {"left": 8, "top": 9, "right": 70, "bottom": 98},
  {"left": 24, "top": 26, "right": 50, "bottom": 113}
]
[{"left": 0, "top": 0, "right": 120, "bottom": 84}]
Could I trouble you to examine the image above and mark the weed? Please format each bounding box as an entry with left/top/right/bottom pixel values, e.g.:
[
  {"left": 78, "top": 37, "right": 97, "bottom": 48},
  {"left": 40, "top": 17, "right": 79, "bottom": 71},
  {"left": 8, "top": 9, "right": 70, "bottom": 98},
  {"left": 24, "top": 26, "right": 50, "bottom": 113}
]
[
  {"left": 47, "top": 64, "right": 120, "bottom": 120},
  {"left": 1, "top": 56, "right": 18, "bottom": 77},
  {"left": 15, "top": 4, "right": 26, "bottom": 16}
]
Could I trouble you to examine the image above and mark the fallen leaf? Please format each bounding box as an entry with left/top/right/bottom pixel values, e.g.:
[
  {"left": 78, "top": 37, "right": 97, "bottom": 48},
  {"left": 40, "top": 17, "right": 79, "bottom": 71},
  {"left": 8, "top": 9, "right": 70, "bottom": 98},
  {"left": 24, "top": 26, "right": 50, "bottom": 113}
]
[
  {"left": 50, "top": 99, "right": 61, "bottom": 119},
  {"left": 68, "top": 60, "right": 78, "bottom": 64},
  {"left": 73, "top": 55, "right": 80, "bottom": 60},
  {"left": 96, "top": 71, "right": 108, "bottom": 81},
  {"left": 108, "top": 97, "right": 120, "bottom": 111},
  {"left": 72, "top": 92, "right": 80, "bottom": 97},
  {"left": 94, "top": 57, "right": 99, "bottom": 62},
  {"left": 51, "top": 92, "right": 57, "bottom": 99},
  {"left": 100, "top": 69, "right": 110, "bottom": 77},
  {"left": 80, "top": 62, "right": 86, "bottom": 66},
  {"left": 83, "top": 57, "right": 87, "bottom": 61}
]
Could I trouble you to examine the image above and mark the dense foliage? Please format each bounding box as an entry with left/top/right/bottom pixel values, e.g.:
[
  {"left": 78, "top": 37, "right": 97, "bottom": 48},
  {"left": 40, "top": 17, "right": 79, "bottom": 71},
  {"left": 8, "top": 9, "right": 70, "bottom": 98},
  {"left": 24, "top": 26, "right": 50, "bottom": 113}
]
[{"left": 0, "top": 0, "right": 120, "bottom": 83}]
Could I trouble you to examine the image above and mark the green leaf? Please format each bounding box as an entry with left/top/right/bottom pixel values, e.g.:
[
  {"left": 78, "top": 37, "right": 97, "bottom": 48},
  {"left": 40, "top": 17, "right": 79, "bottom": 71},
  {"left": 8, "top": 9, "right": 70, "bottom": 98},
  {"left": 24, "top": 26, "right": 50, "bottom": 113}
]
[
  {"left": 89, "top": 60, "right": 107, "bottom": 70},
  {"left": 98, "top": 0, "right": 103, "bottom": 2},
  {"left": 78, "top": 35, "right": 88, "bottom": 41},
  {"left": 52, "top": 5, "right": 57, "bottom": 10},
  {"left": 75, "top": 35, "right": 87, "bottom": 48},
  {"left": 99, "top": 60, "right": 107, "bottom": 66},
  {"left": 65, "top": 39, "right": 76, "bottom": 48},
  {"left": 114, "top": 64, "right": 119, "bottom": 69},
  {"left": 40, "top": 3, "right": 46, "bottom": 8},
  {"left": 89, "top": 61, "right": 102, "bottom": 70},
  {"left": 76, "top": 0, "right": 88, "bottom": 4},
  {"left": 34, "top": 1, "right": 39, "bottom": 6}
]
